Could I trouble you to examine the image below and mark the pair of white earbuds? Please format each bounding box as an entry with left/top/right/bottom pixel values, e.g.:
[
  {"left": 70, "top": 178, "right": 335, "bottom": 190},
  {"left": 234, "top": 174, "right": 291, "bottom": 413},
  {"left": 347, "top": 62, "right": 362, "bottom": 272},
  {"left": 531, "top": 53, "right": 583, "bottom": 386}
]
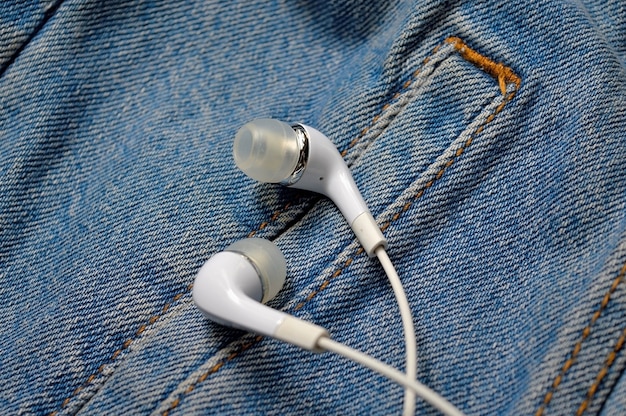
[
  {"left": 194, "top": 119, "right": 385, "bottom": 348},
  {"left": 192, "top": 119, "right": 464, "bottom": 416}
]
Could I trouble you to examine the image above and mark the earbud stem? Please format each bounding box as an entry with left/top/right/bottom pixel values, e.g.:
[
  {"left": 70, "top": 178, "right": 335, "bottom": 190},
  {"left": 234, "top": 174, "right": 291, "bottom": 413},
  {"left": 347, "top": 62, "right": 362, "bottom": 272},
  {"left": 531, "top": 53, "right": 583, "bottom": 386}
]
[
  {"left": 232, "top": 119, "right": 388, "bottom": 257},
  {"left": 351, "top": 212, "right": 387, "bottom": 256},
  {"left": 194, "top": 250, "right": 330, "bottom": 353},
  {"left": 297, "top": 124, "right": 387, "bottom": 257},
  {"left": 273, "top": 315, "right": 329, "bottom": 353},
  {"left": 193, "top": 252, "right": 285, "bottom": 336}
]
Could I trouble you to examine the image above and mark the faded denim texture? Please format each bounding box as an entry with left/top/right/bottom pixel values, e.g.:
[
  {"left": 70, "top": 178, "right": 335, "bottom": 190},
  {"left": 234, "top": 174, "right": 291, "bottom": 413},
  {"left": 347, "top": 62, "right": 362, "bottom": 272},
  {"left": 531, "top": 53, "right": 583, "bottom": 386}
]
[{"left": 1, "top": 0, "right": 625, "bottom": 415}]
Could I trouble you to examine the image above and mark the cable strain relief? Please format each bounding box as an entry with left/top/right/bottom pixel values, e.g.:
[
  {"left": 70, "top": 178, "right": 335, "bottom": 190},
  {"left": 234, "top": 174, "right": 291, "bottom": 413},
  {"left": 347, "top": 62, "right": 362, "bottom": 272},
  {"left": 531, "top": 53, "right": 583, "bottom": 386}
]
[
  {"left": 273, "top": 316, "right": 329, "bottom": 353},
  {"left": 351, "top": 211, "right": 388, "bottom": 257}
]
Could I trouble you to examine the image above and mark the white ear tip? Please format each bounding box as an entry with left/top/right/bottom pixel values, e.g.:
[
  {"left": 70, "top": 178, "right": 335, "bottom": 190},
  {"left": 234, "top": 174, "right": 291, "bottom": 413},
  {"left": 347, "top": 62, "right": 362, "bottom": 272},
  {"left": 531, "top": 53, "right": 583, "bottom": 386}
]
[
  {"left": 233, "top": 119, "right": 300, "bottom": 183},
  {"left": 225, "top": 238, "right": 286, "bottom": 303}
]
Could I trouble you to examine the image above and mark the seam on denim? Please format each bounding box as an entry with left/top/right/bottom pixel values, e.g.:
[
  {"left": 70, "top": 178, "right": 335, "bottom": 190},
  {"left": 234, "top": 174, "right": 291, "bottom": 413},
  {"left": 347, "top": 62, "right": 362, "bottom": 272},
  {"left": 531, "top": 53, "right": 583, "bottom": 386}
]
[
  {"left": 0, "top": 0, "right": 65, "bottom": 80},
  {"left": 595, "top": 343, "right": 626, "bottom": 416},
  {"left": 445, "top": 37, "right": 521, "bottom": 94},
  {"left": 48, "top": 283, "right": 194, "bottom": 416},
  {"left": 247, "top": 200, "right": 298, "bottom": 238},
  {"left": 247, "top": 37, "right": 519, "bottom": 239},
  {"left": 535, "top": 263, "right": 626, "bottom": 416},
  {"left": 156, "top": 39, "right": 521, "bottom": 416},
  {"left": 247, "top": 43, "right": 455, "bottom": 239},
  {"left": 576, "top": 326, "right": 626, "bottom": 415},
  {"left": 48, "top": 43, "right": 449, "bottom": 415},
  {"left": 45, "top": 44, "right": 446, "bottom": 413}
]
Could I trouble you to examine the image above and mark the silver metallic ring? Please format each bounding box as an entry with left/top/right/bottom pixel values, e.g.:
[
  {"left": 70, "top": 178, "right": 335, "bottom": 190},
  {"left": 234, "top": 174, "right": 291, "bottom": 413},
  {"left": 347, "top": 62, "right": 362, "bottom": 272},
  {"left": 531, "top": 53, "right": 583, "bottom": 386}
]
[{"left": 280, "top": 124, "right": 309, "bottom": 186}]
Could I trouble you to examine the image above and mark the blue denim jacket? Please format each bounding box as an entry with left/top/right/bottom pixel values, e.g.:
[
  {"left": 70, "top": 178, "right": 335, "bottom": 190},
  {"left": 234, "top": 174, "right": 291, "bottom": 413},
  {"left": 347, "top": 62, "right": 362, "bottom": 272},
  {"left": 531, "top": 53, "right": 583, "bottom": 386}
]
[{"left": 1, "top": 1, "right": 625, "bottom": 415}]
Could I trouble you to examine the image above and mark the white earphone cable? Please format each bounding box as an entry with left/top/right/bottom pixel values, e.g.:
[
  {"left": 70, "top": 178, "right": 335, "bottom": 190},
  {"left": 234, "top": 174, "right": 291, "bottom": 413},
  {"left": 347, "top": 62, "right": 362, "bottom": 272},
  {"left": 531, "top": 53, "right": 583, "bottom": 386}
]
[
  {"left": 375, "top": 246, "right": 418, "bottom": 416},
  {"left": 317, "top": 336, "right": 465, "bottom": 416}
]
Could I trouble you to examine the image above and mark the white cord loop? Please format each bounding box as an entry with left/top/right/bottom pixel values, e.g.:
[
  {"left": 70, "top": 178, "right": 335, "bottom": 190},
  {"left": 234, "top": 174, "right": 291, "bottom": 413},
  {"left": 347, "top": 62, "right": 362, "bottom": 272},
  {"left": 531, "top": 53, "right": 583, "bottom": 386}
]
[{"left": 317, "top": 337, "right": 465, "bottom": 416}]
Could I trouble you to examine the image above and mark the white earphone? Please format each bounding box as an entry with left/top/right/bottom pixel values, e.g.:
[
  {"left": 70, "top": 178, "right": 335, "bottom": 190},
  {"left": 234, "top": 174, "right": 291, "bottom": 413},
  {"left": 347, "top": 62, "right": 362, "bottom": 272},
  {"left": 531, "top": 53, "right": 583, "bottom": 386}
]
[
  {"left": 233, "top": 118, "right": 386, "bottom": 256},
  {"left": 193, "top": 237, "right": 328, "bottom": 352},
  {"left": 192, "top": 119, "right": 464, "bottom": 416}
]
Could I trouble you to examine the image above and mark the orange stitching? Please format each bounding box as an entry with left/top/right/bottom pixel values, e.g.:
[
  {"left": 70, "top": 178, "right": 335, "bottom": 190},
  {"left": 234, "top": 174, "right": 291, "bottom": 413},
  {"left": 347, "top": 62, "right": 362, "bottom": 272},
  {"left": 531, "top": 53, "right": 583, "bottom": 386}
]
[
  {"left": 136, "top": 325, "right": 146, "bottom": 336},
  {"left": 160, "top": 37, "right": 520, "bottom": 415},
  {"left": 49, "top": 284, "right": 194, "bottom": 415},
  {"left": 336, "top": 44, "right": 442, "bottom": 159},
  {"left": 161, "top": 250, "right": 376, "bottom": 415},
  {"left": 445, "top": 37, "right": 521, "bottom": 95},
  {"left": 247, "top": 202, "right": 293, "bottom": 238},
  {"left": 536, "top": 262, "right": 626, "bottom": 416},
  {"left": 576, "top": 327, "right": 626, "bottom": 415},
  {"left": 161, "top": 334, "right": 266, "bottom": 416},
  {"left": 54, "top": 36, "right": 518, "bottom": 416}
]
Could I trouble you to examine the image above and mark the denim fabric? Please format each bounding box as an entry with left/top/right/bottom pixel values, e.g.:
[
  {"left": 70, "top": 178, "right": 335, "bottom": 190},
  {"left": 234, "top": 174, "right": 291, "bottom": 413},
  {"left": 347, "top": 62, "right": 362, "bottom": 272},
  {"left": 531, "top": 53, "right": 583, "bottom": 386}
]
[{"left": 1, "top": 0, "right": 625, "bottom": 415}]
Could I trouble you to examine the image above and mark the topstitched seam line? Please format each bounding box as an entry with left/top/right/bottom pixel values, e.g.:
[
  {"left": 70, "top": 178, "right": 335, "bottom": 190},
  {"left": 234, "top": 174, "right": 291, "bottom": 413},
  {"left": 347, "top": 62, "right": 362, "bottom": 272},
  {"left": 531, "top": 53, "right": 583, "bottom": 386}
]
[
  {"left": 247, "top": 43, "right": 450, "bottom": 239},
  {"left": 445, "top": 37, "right": 521, "bottom": 94},
  {"left": 248, "top": 36, "right": 520, "bottom": 239},
  {"left": 536, "top": 262, "right": 626, "bottom": 416},
  {"left": 0, "top": 0, "right": 66, "bottom": 81},
  {"left": 159, "top": 38, "right": 521, "bottom": 416},
  {"left": 47, "top": 283, "right": 194, "bottom": 416},
  {"left": 577, "top": 326, "right": 626, "bottom": 415},
  {"left": 48, "top": 34, "right": 455, "bottom": 416},
  {"left": 49, "top": 39, "right": 448, "bottom": 416}
]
